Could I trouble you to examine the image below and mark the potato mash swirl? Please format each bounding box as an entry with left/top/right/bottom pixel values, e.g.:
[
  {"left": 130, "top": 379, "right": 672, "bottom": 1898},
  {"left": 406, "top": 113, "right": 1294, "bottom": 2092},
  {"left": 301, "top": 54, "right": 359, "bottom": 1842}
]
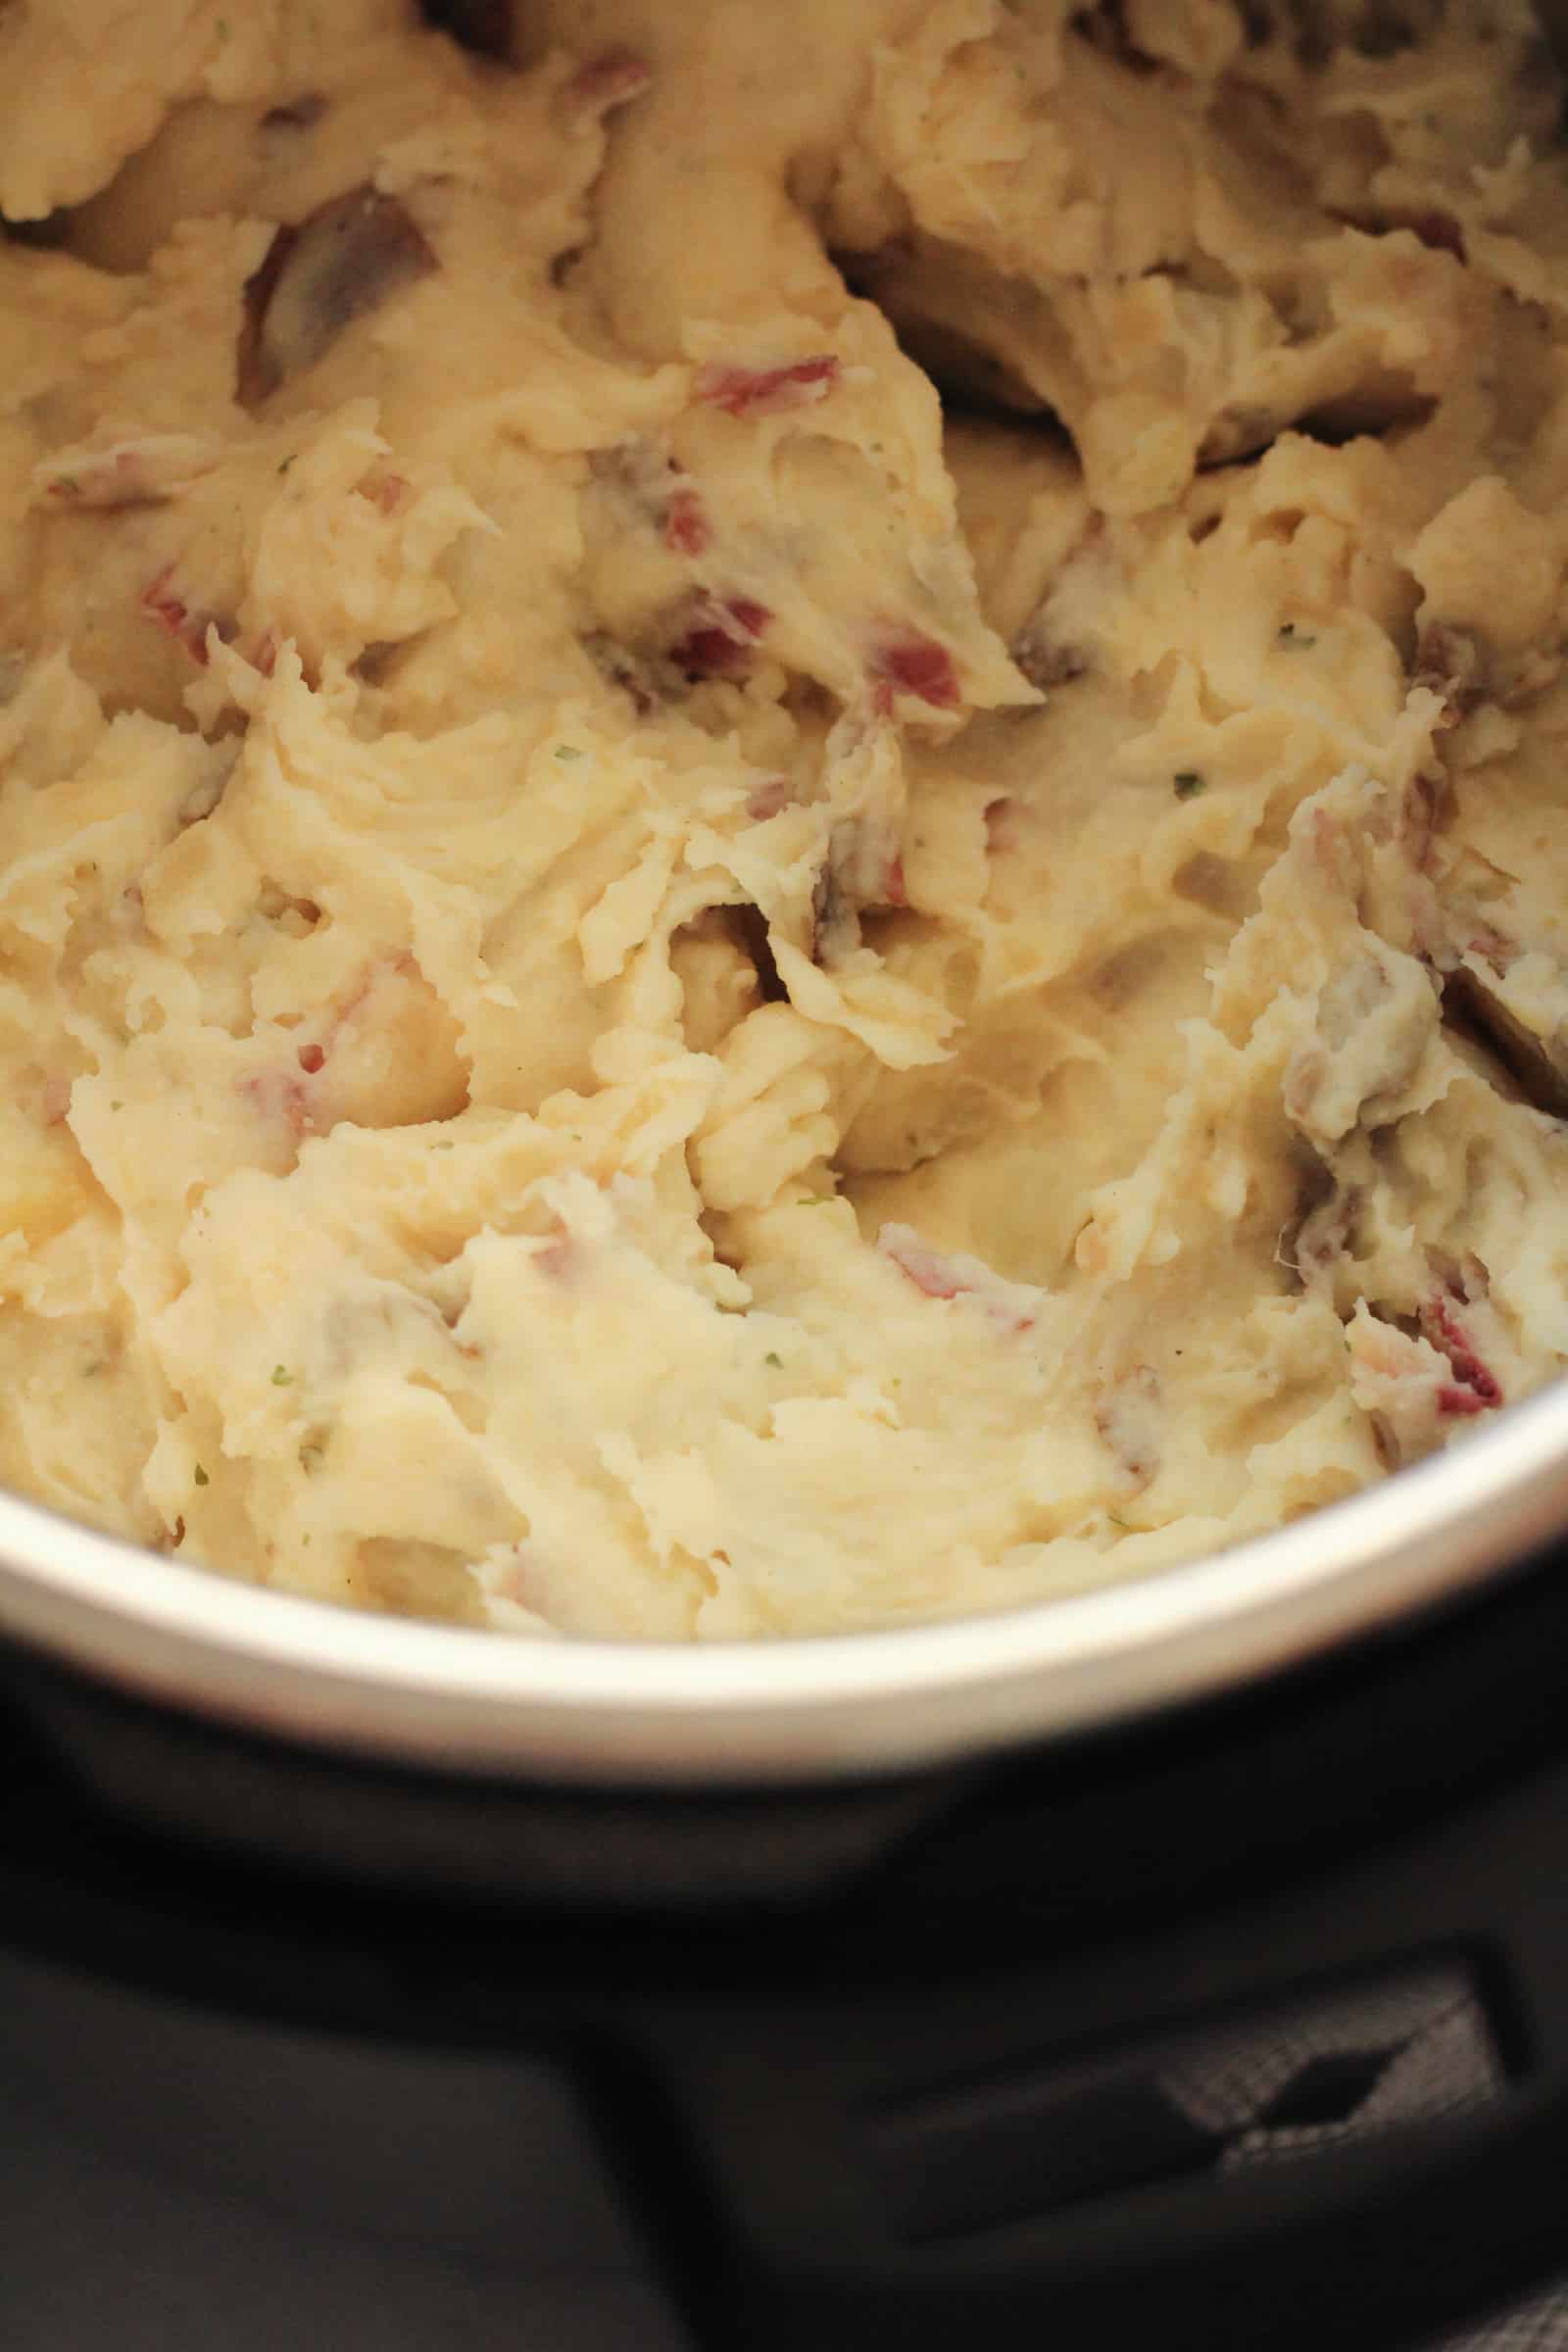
[{"left": 0, "top": 0, "right": 1565, "bottom": 1639}]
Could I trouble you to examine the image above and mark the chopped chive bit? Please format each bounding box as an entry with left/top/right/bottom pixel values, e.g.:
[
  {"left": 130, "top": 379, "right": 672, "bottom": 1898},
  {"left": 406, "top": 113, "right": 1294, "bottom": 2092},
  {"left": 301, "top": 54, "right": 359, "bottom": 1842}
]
[
  {"left": 193, "top": 1463, "right": 209, "bottom": 1487},
  {"left": 1173, "top": 770, "right": 1206, "bottom": 800},
  {"left": 555, "top": 743, "right": 584, "bottom": 761},
  {"left": 764, "top": 1350, "right": 784, "bottom": 1368},
  {"left": 271, "top": 1364, "right": 293, "bottom": 1387}
]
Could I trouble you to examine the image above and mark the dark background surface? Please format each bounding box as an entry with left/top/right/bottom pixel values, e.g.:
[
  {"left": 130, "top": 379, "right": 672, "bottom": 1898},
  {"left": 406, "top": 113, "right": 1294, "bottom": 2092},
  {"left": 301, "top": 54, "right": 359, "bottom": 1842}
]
[{"left": 5, "top": 1537, "right": 1568, "bottom": 2351}]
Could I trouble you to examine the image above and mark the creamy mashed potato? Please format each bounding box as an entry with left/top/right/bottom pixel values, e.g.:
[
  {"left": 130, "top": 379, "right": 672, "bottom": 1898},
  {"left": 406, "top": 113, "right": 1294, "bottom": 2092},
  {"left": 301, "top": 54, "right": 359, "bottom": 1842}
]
[{"left": 0, "top": 0, "right": 1565, "bottom": 1639}]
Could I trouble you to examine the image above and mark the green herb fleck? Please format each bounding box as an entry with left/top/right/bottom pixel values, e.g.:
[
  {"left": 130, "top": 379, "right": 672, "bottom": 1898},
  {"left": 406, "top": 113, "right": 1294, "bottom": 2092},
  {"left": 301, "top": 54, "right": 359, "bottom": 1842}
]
[
  {"left": 1173, "top": 771, "right": 1206, "bottom": 800},
  {"left": 431, "top": 1139, "right": 455, "bottom": 1152},
  {"left": 109, "top": 1101, "right": 122, "bottom": 1111},
  {"left": 216, "top": 16, "right": 230, "bottom": 39},
  {"left": 193, "top": 1463, "right": 209, "bottom": 1488},
  {"left": 555, "top": 744, "right": 584, "bottom": 761},
  {"left": 271, "top": 1364, "right": 293, "bottom": 1387},
  {"left": 55, "top": 475, "right": 80, "bottom": 497},
  {"left": 1108, "top": 1512, "right": 1130, "bottom": 1531},
  {"left": 277, "top": 455, "right": 294, "bottom": 475},
  {"left": 1277, "top": 622, "right": 1318, "bottom": 650},
  {"left": 765, "top": 1350, "right": 783, "bottom": 1369},
  {"left": 299, "top": 1442, "right": 324, "bottom": 1474}
]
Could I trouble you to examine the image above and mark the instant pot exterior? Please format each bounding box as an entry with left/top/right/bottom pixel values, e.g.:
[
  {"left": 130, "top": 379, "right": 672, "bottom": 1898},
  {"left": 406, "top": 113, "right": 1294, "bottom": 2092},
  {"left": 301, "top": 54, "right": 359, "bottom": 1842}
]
[{"left": 4, "top": 1390, "right": 1568, "bottom": 2349}]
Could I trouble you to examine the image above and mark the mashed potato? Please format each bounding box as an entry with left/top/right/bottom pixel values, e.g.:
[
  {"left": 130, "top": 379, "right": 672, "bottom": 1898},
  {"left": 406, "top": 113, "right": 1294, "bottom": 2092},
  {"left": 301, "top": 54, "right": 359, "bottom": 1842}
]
[{"left": 0, "top": 0, "right": 1564, "bottom": 1639}]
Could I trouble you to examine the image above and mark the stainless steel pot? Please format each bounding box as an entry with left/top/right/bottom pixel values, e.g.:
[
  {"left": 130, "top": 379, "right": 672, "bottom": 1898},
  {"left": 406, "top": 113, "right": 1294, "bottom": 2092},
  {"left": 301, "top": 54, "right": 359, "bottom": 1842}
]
[{"left": 0, "top": 1371, "right": 1564, "bottom": 1788}]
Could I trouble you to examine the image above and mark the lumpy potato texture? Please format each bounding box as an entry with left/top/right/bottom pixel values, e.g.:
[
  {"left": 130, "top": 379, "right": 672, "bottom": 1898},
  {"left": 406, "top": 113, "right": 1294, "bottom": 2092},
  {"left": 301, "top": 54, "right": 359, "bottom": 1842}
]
[{"left": 1, "top": 0, "right": 1567, "bottom": 1640}]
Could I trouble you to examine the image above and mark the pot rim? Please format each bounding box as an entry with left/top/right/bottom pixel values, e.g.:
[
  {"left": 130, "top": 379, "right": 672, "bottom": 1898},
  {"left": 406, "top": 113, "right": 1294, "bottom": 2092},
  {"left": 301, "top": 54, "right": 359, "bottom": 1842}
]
[{"left": 0, "top": 1378, "right": 1564, "bottom": 1786}]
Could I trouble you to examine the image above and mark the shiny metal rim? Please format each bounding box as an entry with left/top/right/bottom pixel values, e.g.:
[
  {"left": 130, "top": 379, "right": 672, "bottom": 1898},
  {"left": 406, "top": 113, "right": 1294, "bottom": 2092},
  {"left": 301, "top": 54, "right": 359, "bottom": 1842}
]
[{"left": 0, "top": 1380, "right": 1564, "bottom": 1786}]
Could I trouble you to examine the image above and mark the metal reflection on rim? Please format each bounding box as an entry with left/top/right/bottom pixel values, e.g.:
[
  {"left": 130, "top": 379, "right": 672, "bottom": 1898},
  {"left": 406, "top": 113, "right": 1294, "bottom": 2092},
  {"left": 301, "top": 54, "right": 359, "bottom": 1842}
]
[{"left": 0, "top": 1377, "right": 1565, "bottom": 1785}]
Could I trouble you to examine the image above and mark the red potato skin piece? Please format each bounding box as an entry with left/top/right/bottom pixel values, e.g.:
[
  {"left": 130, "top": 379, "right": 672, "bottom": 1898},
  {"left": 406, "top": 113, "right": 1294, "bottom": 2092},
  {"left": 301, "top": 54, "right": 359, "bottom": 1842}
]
[
  {"left": 886, "top": 1235, "right": 961, "bottom": 1299},
  {"left": 245, "top": 955, "right": 454, "bottom": 1143},
  {"left": 369, "top": 472, "right": 410, "bottom": 516},
  {"left": 868, "top": 629, "right": 962, "bottom": 712},
  {"left": 746, "top": 774, "right": 793, "bottom": 820},
  {"left": 241, "top": 1068, "right": 313, "bottom": 1139},
  {"left": 1437, "top": 1383, "right": 1491, "bottom": 1417},
  {"left": 533, "top": 1227, "right": 577, "bottom": 1282},
  {"left": 672, "top": 595, "right": 771, "bottom": 677},
  {"left": 141, "top": 566, "right": 217, "bottom": 665},
  {"left": 1422, "top": 1293, "right": 1503, "bottom": 1412},
  {"left": 676, "top": 628, "right": 750, "bottom": 676},
  {"left": 695, "top": 356, "right": 842, "bottom": 419},
  {"left": 663, "top": 486, "right": 711, "bottom": 557},
  {"left": 143, "top": 571, "right": 276, "bottom": 675},
  {"left": 882, "top": 1229, "right": 1036, "bottom": 1333}
]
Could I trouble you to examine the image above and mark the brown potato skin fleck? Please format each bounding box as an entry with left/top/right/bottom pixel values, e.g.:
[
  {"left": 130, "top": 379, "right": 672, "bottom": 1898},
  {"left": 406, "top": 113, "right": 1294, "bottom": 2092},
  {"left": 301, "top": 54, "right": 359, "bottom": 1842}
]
[{"left": 236, "top": 187, "right": 438, "bottom": 409}]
